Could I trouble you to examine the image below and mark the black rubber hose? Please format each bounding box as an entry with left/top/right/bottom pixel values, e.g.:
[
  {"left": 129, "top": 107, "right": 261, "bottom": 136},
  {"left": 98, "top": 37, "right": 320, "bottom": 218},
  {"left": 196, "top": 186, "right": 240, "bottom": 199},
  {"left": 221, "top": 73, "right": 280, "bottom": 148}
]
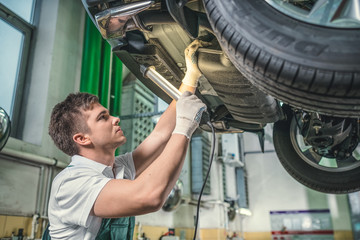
[{"left": 193, "top": 121, "right": 216, "bottom": 240}]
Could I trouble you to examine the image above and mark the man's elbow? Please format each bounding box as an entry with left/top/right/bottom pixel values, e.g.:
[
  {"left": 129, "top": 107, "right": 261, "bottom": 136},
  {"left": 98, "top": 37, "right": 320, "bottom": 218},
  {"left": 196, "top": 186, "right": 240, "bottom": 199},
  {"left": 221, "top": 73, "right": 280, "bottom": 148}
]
[
  {"left": 148, "top": 198, "right": 164, "bottom": 212},
  {"left": 139, "top": 190, "right": 166, "bottom": 212}
]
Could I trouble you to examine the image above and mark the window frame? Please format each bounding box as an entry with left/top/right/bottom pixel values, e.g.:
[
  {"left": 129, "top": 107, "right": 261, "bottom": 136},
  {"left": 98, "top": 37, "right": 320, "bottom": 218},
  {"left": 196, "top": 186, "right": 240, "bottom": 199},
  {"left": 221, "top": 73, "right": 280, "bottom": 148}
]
[{"left": 0, "top": 3, "right": 35, "bottom": 137}]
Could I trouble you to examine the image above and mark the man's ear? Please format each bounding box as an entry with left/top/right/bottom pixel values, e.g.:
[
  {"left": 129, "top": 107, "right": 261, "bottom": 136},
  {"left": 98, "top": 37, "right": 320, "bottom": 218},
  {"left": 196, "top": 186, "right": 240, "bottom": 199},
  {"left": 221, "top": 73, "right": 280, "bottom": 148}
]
[{"left": 73, "top": 133, "right": 91, "bottom": 146}]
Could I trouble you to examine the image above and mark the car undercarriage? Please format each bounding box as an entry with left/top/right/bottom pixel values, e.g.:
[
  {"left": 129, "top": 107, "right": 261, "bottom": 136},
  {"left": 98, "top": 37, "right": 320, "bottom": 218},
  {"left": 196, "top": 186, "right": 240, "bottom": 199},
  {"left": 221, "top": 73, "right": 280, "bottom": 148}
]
[{"left": 82, "top": 0, "right": 360, "bottom": 193}]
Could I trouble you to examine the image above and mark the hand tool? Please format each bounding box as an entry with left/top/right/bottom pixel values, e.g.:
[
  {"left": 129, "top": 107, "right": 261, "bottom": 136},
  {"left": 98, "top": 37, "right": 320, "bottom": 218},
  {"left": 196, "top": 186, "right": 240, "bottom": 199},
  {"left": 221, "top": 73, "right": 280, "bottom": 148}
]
[{"left": 140, "top": 65, "right": 182, "bottom": 101}]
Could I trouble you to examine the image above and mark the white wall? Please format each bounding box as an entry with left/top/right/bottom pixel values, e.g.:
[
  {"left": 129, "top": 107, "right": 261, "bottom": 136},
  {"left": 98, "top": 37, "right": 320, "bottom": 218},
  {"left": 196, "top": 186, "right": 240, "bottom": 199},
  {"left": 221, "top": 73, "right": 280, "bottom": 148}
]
[
  {"left": 244, "top": 151, "right": 309, "bottom": 231},
  {"left": 22, "top": 0, "right": 60, "bottom": 146}
]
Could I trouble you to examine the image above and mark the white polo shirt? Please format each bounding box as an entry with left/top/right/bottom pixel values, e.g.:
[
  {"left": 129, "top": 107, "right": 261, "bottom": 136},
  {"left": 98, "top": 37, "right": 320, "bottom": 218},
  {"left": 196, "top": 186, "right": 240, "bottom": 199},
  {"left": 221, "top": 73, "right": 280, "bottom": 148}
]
[{"left": 48, "top": 153, "right": 136, "bottom": 240}]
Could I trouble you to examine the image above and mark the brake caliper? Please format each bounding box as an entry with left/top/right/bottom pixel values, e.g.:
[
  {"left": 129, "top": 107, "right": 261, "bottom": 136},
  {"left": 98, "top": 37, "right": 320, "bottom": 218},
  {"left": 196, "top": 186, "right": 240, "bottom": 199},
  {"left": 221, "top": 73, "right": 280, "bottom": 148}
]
[{"left": 299, "top": 112, "right": 359, "bottom": 160}]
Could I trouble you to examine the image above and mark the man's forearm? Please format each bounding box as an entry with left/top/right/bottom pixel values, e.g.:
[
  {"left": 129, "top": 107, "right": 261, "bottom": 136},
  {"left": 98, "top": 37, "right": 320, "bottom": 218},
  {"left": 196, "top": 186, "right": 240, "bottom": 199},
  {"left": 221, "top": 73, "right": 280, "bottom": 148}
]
[
  {"left": 136, "top": 134, "right": 189, "bottom": 203},
  {"left": 147, "top": 83, "right": 195, "bottom": 143},
  {"left": 153, "top": 83, "right": 196, "bottom": 133},
  {"left": 132, "top": 83, "right": 195, "bottom": 176}
]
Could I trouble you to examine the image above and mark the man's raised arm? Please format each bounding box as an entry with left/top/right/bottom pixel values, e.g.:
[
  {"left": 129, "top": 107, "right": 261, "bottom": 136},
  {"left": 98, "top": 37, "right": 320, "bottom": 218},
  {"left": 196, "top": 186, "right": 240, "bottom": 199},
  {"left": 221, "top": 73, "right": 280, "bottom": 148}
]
[{"left": 132, "top": 40, "right": 205, "bottom": 176}]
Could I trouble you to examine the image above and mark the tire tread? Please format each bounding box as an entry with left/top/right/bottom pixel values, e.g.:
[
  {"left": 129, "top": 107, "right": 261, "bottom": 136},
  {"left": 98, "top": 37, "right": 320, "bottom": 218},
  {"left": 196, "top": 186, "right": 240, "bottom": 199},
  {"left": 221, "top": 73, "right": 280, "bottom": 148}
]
[{"left": 203, "top": 0, "right": 360, "bottom": 117}]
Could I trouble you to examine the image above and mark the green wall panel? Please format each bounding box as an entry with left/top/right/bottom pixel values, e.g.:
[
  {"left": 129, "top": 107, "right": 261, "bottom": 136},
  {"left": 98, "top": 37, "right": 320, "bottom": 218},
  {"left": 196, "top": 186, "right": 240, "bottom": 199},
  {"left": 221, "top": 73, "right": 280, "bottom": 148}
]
[{"left": 80, "top": 15, "right": 123, "bottom": 113}]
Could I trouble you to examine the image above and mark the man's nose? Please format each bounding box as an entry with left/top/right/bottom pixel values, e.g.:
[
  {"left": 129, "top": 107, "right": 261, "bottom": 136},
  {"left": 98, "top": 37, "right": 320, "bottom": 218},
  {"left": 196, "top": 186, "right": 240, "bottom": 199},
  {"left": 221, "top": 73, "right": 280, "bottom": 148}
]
[{"left": 113, "top": 116, "right": 120, "bottom": 125}]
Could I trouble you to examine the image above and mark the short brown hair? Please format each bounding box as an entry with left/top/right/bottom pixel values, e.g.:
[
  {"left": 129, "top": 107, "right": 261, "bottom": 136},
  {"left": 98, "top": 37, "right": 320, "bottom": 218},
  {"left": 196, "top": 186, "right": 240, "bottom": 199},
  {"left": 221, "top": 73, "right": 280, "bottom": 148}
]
[{"left": 49, "top": 92, "right": 99, "bottom": 156}]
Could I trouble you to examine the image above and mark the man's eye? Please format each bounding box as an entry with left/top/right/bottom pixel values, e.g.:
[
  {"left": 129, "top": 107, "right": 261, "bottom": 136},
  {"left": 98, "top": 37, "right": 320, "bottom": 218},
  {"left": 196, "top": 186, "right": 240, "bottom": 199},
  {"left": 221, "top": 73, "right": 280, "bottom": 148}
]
[{"left": 100, "top": 115, "right": 108, "bottom": 120}]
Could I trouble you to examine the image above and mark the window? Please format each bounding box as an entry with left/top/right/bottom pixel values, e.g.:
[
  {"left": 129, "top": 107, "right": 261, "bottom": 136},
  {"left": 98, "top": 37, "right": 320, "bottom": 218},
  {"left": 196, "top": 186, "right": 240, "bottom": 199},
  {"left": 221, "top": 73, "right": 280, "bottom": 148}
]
[
  {"left": 0, "top": 19, "right": 23, "bottom": 117},
  {"left": 0, "top": 0, "right": 36, "bottom": 136}
]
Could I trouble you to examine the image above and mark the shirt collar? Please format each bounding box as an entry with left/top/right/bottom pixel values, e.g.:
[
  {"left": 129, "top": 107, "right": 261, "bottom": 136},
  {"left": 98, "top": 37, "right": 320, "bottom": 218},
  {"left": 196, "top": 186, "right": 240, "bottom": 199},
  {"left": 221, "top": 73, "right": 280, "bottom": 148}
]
[{"left": 70, "top": 155, "right": 114, "bottom": 178}]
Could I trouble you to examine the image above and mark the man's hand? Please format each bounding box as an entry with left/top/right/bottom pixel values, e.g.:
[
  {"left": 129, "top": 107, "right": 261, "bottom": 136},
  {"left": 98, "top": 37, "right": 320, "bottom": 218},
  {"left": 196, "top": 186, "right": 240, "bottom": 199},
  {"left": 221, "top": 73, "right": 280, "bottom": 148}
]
[
  {"left": 173, "top": 91, "right": 207, "bottom": 139},
  {"left": 182, "top": 39, "right": 209, "bottom": 87}
]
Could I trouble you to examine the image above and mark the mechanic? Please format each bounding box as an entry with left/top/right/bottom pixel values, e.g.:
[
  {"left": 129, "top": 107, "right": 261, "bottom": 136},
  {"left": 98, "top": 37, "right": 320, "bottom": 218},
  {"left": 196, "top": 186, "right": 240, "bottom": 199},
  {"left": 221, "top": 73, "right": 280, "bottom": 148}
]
[{"left": 45, "top": 40, "right": 206, "bottom": 240}]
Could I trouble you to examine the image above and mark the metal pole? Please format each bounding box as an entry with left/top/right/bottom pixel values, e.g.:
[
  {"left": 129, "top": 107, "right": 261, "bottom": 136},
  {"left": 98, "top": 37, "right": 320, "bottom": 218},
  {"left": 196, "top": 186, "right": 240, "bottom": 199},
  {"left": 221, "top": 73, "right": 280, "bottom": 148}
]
[{"left": 1, "top": 148, "right": 68, "bottom": 168}]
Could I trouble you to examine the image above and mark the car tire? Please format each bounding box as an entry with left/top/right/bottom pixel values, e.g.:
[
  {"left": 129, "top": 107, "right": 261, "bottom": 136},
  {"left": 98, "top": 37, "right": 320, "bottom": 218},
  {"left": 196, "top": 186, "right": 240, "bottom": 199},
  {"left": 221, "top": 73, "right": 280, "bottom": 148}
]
[
  {"left": 273, "top": 105, "right": 360, "bottom": 194},
  {"left": 203, "top": 0, "right": 360, "bottom": 117}
]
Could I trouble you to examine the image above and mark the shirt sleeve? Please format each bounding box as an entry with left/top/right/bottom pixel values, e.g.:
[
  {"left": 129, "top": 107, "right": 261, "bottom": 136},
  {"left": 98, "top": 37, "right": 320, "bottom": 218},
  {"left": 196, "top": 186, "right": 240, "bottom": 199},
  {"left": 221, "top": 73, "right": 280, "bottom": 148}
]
[
  {"left": 54, "top": 168, "right": 111, "bottom": 227},
  {"left": 114, "top": 152, "right": 136, "bottom": 180}
]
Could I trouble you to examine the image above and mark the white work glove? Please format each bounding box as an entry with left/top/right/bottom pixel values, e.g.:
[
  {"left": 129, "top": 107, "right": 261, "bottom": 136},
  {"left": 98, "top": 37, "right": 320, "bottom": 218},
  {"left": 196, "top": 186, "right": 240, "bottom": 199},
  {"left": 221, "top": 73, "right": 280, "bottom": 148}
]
[
  {"left": 173, "top": 91, "right": 207, "bottom": 139},
  {"left": 182, "top": 40, "right": 207, "bottom": 87}
]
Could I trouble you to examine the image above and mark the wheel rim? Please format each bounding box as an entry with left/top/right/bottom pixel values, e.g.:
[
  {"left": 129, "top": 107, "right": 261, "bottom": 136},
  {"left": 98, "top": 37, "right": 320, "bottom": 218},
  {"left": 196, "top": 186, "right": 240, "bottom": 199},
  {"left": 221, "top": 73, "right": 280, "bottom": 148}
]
[
  {"left": 289, "top": 115, "right": 360, "bottom": 172},
  {"left": 265, "top": 0, "right": 360, "bottom": 28}
]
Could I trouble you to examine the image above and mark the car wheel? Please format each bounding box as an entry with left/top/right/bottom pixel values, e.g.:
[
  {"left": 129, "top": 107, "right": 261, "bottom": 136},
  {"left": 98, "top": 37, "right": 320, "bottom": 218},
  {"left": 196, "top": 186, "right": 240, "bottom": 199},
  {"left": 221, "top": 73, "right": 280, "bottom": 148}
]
[
  {"left": 203, "top": 0, "right": 360, "bottom": 117},
  {"left": 273, "top": 105, "right": 360, "bottom": 194}
]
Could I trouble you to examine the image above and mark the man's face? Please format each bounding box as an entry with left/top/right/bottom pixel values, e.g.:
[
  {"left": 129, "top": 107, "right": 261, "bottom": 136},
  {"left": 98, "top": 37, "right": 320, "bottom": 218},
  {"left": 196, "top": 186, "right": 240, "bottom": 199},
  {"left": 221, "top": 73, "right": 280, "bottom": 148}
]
[{"left": 83, "top": 103, "right": 126, "bottom": 150}]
